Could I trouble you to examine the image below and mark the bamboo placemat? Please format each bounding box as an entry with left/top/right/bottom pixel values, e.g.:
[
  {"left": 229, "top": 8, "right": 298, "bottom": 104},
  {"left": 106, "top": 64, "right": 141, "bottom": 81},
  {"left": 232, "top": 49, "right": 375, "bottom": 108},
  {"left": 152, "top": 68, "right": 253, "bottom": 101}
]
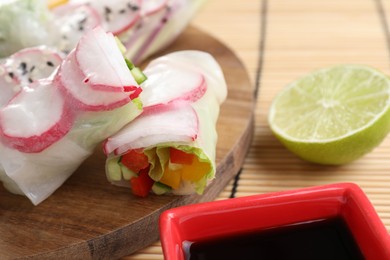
[{"left": 125, "top": 0, "right": 390, "bottom": 258}]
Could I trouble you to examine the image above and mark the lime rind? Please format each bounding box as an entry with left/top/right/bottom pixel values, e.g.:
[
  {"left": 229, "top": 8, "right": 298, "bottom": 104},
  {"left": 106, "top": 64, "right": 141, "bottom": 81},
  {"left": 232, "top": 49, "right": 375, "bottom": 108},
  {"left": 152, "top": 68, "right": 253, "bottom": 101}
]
[{"left": 268, "top": 65, "right": 390, "bottom": 165}]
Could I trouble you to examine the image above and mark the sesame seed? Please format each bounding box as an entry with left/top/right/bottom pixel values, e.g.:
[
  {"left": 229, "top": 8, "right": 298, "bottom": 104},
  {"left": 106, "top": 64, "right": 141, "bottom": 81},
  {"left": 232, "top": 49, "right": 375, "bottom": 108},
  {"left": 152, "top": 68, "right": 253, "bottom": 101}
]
[
  {"left": 128, "top": 2, "right": 139, "bottom": 11},
  {"left": 19, "top": 62, "right": 27, "bottom": 71},
  {"left": 105, "top": 6, "right": 112, "bottom": 15}
]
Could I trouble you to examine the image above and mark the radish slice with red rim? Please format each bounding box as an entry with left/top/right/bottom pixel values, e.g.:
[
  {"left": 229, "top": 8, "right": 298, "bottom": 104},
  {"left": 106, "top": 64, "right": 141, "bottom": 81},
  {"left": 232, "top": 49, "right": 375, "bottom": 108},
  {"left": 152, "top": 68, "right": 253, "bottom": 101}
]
[
  {"left": 148, "top": 50, "right": 228, "bottom": 104},
  {"left": 57, "top": 51, "right": 132, "bottom": 111},
  {"left": 87, "top": 0, "right": 142, "bottom": 35},
  {"left": 0, "top": 80, "right": 74, "bottom": 153},
  {"left": 140, "top": 58, "right": 207, "bottom": 108},
  {"left": 104, "top": 102, "right": 198, "bottom": 155},
  {"left": 4, "top": 46, "right": 63, "bottom": 85},
  {"left": 75, "top": 26, "right": 139, "bottom": 92},
  {"left": 141, "top": 0, "right": 169, "bottom": 16},
  {"left": 58, "top": 27, "right": 141, "bottom": 111}
]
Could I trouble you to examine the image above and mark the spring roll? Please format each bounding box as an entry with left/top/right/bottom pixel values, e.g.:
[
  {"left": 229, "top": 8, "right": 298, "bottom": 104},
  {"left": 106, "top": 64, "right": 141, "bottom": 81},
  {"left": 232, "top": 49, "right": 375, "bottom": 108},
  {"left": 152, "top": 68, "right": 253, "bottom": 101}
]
[
  {"left": 104, "top": 50, "right": 227, "bottom": 196},
  {"left": 0, "top": 0, "right": 206, "bottom": 64},
  {"left": 116, "top": 0, "right": 207, "bottom": 63},
  {"left": 0, "top": 27, "right": 143, "bottom": 205}
]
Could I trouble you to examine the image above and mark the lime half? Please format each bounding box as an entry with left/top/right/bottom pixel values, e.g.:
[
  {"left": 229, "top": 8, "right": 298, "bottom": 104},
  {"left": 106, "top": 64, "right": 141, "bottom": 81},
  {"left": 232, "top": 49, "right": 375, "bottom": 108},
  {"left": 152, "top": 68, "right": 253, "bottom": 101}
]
[{"left": 268, "top": 65, "right": 390, "bottom": 165}]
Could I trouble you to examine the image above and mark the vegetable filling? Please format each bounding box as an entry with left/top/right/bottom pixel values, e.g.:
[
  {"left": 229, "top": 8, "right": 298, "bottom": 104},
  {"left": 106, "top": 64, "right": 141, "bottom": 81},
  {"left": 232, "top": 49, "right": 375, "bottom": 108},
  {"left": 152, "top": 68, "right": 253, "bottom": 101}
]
[{"left": 117, "top": 147, "right": 211, "bottom": 197}]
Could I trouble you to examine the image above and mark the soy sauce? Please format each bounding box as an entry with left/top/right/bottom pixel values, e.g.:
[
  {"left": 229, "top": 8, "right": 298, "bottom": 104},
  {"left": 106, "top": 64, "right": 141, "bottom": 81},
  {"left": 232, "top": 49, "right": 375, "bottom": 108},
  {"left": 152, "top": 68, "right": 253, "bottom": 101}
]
[{"left": 184, "top": 217, "right": 364, "bottom": 260}]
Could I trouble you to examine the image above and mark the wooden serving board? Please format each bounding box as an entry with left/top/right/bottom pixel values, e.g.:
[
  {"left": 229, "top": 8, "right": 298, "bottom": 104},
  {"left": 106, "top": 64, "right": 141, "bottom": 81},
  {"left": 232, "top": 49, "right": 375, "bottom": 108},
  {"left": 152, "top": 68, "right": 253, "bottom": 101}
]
[{"left": 0, "top": 26, "right": 255, "bottom": 259}]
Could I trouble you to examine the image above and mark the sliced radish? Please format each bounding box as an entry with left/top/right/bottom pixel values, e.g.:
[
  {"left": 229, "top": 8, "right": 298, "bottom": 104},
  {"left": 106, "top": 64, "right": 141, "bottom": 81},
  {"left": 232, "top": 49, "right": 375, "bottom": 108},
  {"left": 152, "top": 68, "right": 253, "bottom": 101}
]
[
  {"left": 75, "top": 26, "right": 139, "bottom": 91},
  {"left": 121, "top": 5, "right": 167, "bottom": 63},
  {"left": 141, "top": 0, "right": 169, "bottom": 16},
  {"left": 57, "top": 51, "right": 131, "bottom": 111},
  {"left": 87, "top": 0, "right": 141, "bottom": 35},
  {"left": 145, "top": 50, "right": 228, "bottom": 104},
  {"left": 52, "top": 3, "right": 102, "bottom": 54},
  {"left": 4, "top": 46, "right": 63, "bottom": 85},
  {"left": 0, "top": 80, "right": 74, "bottom": 153},
  {"left": 0, "top": 65, "right": 21, "bottom": 107},
  {"left": 140, "top": 57, "right": 207, "bottom": 108},
  {"left": 130, "top": 5, "right": 172, "bottom": 64},
  {"left": 104, "top": 102, "right": 198, "bottom": 155}
]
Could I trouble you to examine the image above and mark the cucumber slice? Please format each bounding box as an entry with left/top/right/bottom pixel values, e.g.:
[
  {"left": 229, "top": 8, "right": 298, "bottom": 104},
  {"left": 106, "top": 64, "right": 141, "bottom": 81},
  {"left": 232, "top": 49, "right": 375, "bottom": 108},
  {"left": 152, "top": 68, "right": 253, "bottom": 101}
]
[
  {"left": 115, "top": 36, "right": 127, "bottom": 55},
  {"left": 152, "top": 182, "right": 172, "bottom": 195},
  {"left": 107, "top": 158, "right": 122, "bottom": 181},
  {"left": 131, "top": 67, "right": 147, "bottom": 84},
  {"left": 125, "top": 58, "right": 135, "bottom": 70},
  {"left": 125, "top": 58, "right": 147, "bottom": 84},
  {"left": 120, "top": 163, "right": 137, "bottom": 180}
]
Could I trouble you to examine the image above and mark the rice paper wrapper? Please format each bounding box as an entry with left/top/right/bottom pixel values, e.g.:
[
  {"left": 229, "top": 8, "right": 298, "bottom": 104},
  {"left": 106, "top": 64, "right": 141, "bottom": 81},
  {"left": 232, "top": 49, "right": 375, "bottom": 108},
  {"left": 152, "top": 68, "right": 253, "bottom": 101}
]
[{"left": 0, "top": 101, "right": 141, "bottom": 205}]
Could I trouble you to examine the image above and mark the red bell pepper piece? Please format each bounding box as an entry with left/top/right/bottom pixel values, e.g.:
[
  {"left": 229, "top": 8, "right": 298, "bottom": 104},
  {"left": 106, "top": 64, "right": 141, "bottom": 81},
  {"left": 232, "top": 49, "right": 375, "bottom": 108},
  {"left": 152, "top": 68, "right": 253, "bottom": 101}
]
[
  {"left": 130, "top": 167, "right": 154, "bottom": 197},
  {"left": 169, "top": 148, "right": 194, "bottom": 165},
  {"left": 121, "top": 149, "right": 149, "bottom": 173}
]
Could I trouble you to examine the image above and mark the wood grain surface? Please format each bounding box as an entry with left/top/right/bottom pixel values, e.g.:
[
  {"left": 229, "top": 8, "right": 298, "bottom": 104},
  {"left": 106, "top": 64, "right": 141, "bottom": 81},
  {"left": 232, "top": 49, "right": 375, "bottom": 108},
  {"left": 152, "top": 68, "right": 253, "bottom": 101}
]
[{"left": 0, "top": 26, "right": 255, "bottom": 259}]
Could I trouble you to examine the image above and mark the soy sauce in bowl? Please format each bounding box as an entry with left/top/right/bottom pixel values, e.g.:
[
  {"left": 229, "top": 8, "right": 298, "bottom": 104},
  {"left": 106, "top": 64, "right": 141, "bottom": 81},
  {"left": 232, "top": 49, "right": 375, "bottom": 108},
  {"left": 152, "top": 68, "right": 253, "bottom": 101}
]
[{"left": 184, "top": 217, "right": 364, "bottom": 260}]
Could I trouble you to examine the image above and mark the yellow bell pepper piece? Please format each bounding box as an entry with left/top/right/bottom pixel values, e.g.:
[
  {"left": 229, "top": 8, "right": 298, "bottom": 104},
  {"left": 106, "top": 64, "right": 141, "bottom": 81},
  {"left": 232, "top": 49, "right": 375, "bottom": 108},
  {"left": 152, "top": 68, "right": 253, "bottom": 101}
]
[
  {"left": 181, "top": 159, "right": 210, "bottom": 182},
  {"left": 159, "top": 166, "right": 182, "bottom": 190},
  {"left": 47, "top": 0, "right": 68, "bottom": 9},
  {"left": 160, "top": 153, "right": 211, "bottom": 189}
]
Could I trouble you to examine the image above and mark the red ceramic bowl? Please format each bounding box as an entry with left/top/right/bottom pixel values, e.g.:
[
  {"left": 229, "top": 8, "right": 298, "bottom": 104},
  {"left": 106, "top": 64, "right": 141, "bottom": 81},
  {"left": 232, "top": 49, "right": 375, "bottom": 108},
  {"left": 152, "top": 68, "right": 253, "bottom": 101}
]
[{"left": 159, "top": 183, "right": 390, "bottom": 260}]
